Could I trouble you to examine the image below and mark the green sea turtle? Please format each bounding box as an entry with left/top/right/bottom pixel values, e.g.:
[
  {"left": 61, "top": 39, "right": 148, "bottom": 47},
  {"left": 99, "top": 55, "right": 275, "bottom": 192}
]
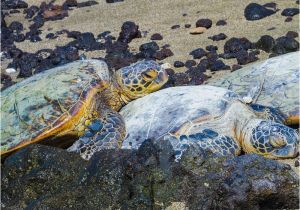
[
  {"left": 207, "top": 51, "right": 299, "bottom": 125},
  {"left": 121, "top": 85, "right": 299, "bottom": 159},
  {"left": 1, "top": 59, "right": 169, "bottom": 160}
]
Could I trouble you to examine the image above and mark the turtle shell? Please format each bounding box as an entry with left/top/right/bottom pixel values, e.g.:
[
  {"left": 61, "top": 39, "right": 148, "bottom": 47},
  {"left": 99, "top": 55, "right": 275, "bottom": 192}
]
[
  {"left": 120, "top": 85, "right": 240, "bottom": 149},
  {"left": 207, "top": 52, "right": 299, "bottom": 122},
  {"left": 1, "top": 60, "right": 109, "bottom": 155}
]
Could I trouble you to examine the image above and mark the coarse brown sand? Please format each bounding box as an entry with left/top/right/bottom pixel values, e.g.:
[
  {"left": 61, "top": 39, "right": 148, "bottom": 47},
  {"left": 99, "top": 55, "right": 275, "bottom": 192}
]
[{"left": 1, "top": 0, "right": 299, "bottom": 174}]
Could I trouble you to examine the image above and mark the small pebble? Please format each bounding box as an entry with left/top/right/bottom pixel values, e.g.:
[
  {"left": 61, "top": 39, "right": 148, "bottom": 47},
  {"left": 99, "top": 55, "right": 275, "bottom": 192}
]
[
  {"left": 216, "top": 20, "right": 227, "bottom": 26},
  {"left": 267, "top": 27, "right": 276, "bottom": 31},
  {"left": 174, "top": 61, "right": 184, "bottom": 68},
  {"left": 5, "top": 68, "right": 17, "bottom": 74},
  {"left": 286, "top": 31, "right": 298, "bottom": 38},
  {"left": 106, "top": 0, "right": 124, "bottom": 3},
  {"left": 184, "top": 24, "right": 191, "bottom": 28},
  {"left": 256, "top": 35, "right": 275, "bottom": 53},
  {"left": 206, "top": 45, "right": 218, "bottom": 51},
  {"left": 231, "top": 64, "right": 242, "bottom": 71},
  {"left": 190, "top": 48, "right": 206, "bottom": 59},
  {"left": 195, "top": 18, "right": 212, "bottom": 29},
  {"left": 285, "top": 17, "right": 293, "bottom": 22},
  {"left": 171, "top": 25, "right": 180, "bottom": 29},
  {"left": 189, "top": 27, "right": 206, "bottom": 34},
  {"left": 208, "top": 33, "right": 227, "bottom": 41},
  {"left": 150, "top": 33, "right": 163, "bottom": 40},
  {"left": 117, "top": 21, "right": 141, "bottom": 43},
  {"left": 281, "top": 8, "right": 299, "bottom": 17},
  {"left": 184, "top": 60, "right": 197, "bottom": 68},
  {"left": 182, "top": 13, "right": 187, "bottom": 17},
  {"left": 210, "top": 60, "right": 230, "bottom": 71}
]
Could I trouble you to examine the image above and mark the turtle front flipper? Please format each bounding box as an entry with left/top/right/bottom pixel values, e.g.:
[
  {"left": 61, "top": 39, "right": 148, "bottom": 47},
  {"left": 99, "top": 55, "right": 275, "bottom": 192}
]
[
  {"left": 250, "top": 104, "right": 287, "bottom": 124},
  {"left": 165, "top": 129, "right": 241, "bottom": 160},
  {"left": 67, "top": 109, "right": 125, "bottom": 160}
]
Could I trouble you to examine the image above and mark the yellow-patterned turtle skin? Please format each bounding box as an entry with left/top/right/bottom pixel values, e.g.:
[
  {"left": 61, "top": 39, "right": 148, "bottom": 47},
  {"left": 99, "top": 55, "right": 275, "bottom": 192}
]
[
  {"left": 1, "top": 59, "right": 169, "bottom": 159},
  {"left": 207, "top": 51, "right": 299, "bottom": 125}
]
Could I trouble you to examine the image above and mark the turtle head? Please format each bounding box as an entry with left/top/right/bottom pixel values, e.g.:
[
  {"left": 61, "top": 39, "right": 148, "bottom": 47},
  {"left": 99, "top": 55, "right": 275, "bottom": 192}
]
[
  {"left": 242, "top": 120, "right": 299, "bottom": 159},
  {"left": 115, "top": 60, "right": 169, "bottom": 103}
]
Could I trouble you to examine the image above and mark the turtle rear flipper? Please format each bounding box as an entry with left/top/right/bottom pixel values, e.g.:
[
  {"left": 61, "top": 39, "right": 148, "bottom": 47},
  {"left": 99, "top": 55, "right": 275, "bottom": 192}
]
[{"left": 67, "top": 109, "right": 125, "bottom": 160}]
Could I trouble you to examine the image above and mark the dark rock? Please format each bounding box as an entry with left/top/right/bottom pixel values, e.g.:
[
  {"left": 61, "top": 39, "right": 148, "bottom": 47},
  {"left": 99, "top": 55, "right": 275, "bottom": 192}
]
[
  {"left": 184, "top": 60, "right": 197, "bottom": 68},
  {"left": 30, "top": 15, "right": 45, "bottom": 30},
  {"left": 9, "top": 9, "right": 20, "bottom": 14},
  {"left": 188, "top": 67, "right": 208, "bottom": 85},
  {"left": 171, "top": 25, "right": 180, "bottom": 29},
  {"left": 150, "top": 33, "right": 163, "bottom": 40},
  {"left": 286, "top": 31, "right": 299, "bottom": 38},
  {"left": 174, "top": 72, "right": 189, "bottom": 86},
  {"left": 224, "top": 37, "right": 254, "bottom": 54},
  {"left": 206, "top": 45, "right": 218, "bottom": 52},
  {"left": 8, "top": 48, "right": 23, "bottom": 59},
  {"left": 295, "top": 159, "right": 299, "bottom": 167},
  {"left": 138, "top": 41, "right": 160, "bottom": 59},
  {"left": 106, "top": 0, "right": 124, "bottom": 3},
  {"left": 236, "top": 50, "right": 259, "bottom": 65},
  {"left": 46, "top": 33, "right": 58, "bottom": 39},
  {"left": 63, "top": 0, "right": 78, "bottom": 7},
  {"left": 1, "top": 73, "right": 15, "bottom": 90},
  {"left": 183, "top": 13, "right": 187, "bottom": 16},
  {"left": 173, "top": 61, "right": 185, "bottom": 68},
  {"left": 67, "top": 30, "right": 82, "bottom": 39},
  {"left": 297, "top": 0, "right": 299, "bottom": 4},
  {"left": 9, "top": 21, "right": 23, "bottom": 32},
  {"left": 198, "top": 58, "right": 209, "bottom": 69},
  {"left": 117, "top": 21, "right": 141, "bottom": 43},
  {"left": 2, "top": 143, "right": 299, "bottom": 209},
  {"left": 206, "top": 51, "right": 219, "bottom": 66},
  {"left": 97, "top": 31, "right": 111, "bottom": 39},
  {"left": 105, "top": 49, "right": 137, "bottom": 70},
  {"left": 285, "top": 17, "right": 293, "bottom": 22},
  {"left": 74, "top": 32, "right": 104, "bottom": 51},
  {"left": 256, "top": 35, "right": 275, "bottom": 53},
  {"left": 77, "top": 0, "right": 99, "bottom": 7},
  {"left": 281, "top": 8, "right": 299, "bottom": 17},
  {"left": 263, "top": 2, "right": 277, "bottom": 10},
  {"left": 24, "top": 5, "right": 39, "bottom": 19},
  {"left": 210, "top": 60, "right": 230, "bottom": 71},
  {"left": 2, "top": 0, "right": 28, "bottom": 10},
  {"left": 189, "top": 48, "right": 206, "bottom": 59},
  {"left": 184, "top": 24, "right": 191, "bottom": 28},
  {"left": 216, "top": 19, "right": 227, "bottom": 26},
  {"left": 244, "top": 3, "right": 276, "bottom": 21},
  {"left": 12, "top": 33, "right": 26, "bottom": 42},
  {"left": 208, "top": 33, "right": 227, "bottom": 41},
  {"left": 25, "top": 29, "right": 42, "bottom": 42},
  {"left": 272, "top": 36, "right": 299, "bottom": 55},
  {"left": 153, "top": 48, "right": 174, "bottom": 60},
  {"left": 231, "top": 64, "right": 242, "bottom": 71},
  {"left": 267, "top": 27, "right": 276, "bottom": 31},
  {"left": 195, "top": 18, "right": 212, "bottom": 29},
  {"left": 219, "top": 53, "right": 236, "bottom": 59}
]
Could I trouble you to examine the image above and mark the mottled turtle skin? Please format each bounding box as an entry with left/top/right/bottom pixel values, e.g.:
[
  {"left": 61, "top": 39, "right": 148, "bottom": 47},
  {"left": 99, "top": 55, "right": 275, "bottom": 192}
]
[
  {"left": 1, "top": 59, "right": 168, "bottom": 159},
  {"left": 207, "top": 51, "right": 299, "bottom": 125},
  {"left": 121, "top": 86, "right": 299, "bottom": 159}
]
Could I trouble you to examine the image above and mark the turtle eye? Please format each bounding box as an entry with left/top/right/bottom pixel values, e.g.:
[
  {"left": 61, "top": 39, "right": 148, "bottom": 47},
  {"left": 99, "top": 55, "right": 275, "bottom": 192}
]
[{"left": 142, "top": 69, "right": 158, "bottom": 81}]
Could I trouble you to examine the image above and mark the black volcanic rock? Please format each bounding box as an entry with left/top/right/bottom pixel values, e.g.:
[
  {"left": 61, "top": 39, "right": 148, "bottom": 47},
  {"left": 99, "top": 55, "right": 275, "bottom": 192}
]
[
  {"left": 224, "top": 37, "right": 254, "bottom": 54},
  {"left": 281, "top": 8, "right": 299, "bottom": 17},
  {"left": 150, "top": 33, "right": 163, "bottom": 40},
  {"left": 117, "top": 21, "right": 141, "bottom": 43},
  {"left": 244, "top": 3, "right": 276, "bottom": 21},
  {"left": 174, "top": 61, "right": 184, "bottom": 68},
  {"left": 208, "top": 33, "right": 227, "bottom": 41},
  {"left": 272, "top": 36, "right": 299, "bottom": 55},
  {"left": 1, "top": 143, "right": 299, "bottom": 209},
  {"left": 189, "top": 48, "right": 206, "bottom": 59},
  {"left": 216, "top": 20, "right": 227, "bottom": 26},
  {"left": 256, "top": 35, "right": 275, "bottom": 52},
  {"left": 196, "top": 18, "right": 212, "bottom": 29}
]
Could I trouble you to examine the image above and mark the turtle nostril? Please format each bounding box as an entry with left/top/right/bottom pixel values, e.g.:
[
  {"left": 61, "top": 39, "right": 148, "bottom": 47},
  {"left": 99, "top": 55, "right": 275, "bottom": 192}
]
[{"left": 270, "top": 137, "right": 286, "bottom": 147}]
